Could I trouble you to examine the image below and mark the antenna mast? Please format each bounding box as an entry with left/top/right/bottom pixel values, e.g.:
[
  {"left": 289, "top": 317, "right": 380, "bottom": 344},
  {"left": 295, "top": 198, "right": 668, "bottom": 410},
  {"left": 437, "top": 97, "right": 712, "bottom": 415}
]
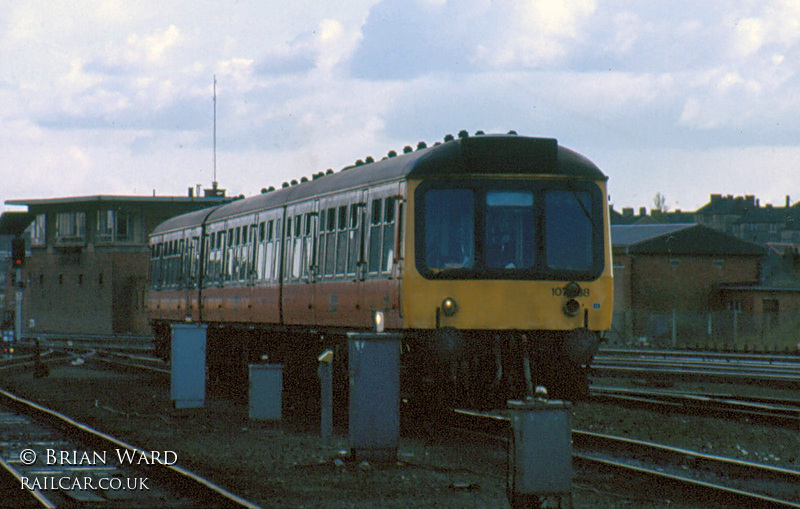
[
  {"left": 203, "top": 75, "right": 225, "bottom": 198},
  {"left": 213, "top": 74, "right": 218, "bottom": 189}
]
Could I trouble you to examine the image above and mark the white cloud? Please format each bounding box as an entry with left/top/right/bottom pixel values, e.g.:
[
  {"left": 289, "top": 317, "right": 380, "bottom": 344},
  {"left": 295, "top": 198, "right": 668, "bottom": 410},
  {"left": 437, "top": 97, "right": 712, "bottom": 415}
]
[
  {"left": 126, "top": 24, "right": 182, "bottom": 63},
  {"left": 475, "top": 0, "right": 597, "bottom": 68}
]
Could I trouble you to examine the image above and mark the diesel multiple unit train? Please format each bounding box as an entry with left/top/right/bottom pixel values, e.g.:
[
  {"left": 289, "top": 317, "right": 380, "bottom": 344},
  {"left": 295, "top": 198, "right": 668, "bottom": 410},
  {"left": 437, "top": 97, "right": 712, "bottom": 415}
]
[{"left": 146, "top": 132, "right": 613, "bottom": 403}]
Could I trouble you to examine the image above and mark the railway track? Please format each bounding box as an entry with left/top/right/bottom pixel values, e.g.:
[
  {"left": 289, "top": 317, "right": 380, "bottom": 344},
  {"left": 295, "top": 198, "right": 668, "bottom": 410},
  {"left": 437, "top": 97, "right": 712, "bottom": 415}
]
[
  {"left": 590, "top": 386, "right": 800, "bottom": 427},
  {"left": 448, "top": 408, "right": 800, "bottom": 507},
  {"left": 592, "top": 348, "right": 800, "bottom": 386},
  {"left": 0, "top": 387, "right": 259, "bottom": 507}
]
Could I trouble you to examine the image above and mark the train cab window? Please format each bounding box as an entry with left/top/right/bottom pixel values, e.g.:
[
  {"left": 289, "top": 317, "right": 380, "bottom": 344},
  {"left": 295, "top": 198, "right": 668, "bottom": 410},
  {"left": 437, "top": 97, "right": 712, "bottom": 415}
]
[
  {"left": 485, "top": 191, "right": 534, "bottom": 270},
  {"left": 424, "top": 189, "right": 474, "bottom": 270},
  {"left": 544, "top": 190, "right": 593, "bottom": 271}
]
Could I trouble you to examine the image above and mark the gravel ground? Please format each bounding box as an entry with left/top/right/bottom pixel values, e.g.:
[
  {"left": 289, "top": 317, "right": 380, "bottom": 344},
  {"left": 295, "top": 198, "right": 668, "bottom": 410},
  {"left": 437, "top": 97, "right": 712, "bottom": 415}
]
[{"left": 2, "top": 363, "right": 797, "bottom": 508}]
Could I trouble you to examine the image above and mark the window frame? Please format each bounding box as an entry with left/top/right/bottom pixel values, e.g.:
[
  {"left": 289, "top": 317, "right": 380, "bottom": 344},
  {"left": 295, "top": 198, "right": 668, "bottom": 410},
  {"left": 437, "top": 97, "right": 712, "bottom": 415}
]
[{"left": 414, "top": 178, "right": 605, "bottom": 281}]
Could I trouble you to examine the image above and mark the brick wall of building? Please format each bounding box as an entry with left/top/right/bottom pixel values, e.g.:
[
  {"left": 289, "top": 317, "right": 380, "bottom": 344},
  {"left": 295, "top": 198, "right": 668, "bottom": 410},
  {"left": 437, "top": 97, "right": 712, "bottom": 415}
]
[{"left": 22, "top": 247, "right": 150, "bottom": 336}]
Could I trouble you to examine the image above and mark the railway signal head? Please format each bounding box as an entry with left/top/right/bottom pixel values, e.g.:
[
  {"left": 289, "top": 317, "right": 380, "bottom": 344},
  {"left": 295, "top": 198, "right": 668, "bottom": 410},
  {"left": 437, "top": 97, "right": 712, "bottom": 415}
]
[{"left": 11, "top": 237, "right": 25, "bottom": 268}]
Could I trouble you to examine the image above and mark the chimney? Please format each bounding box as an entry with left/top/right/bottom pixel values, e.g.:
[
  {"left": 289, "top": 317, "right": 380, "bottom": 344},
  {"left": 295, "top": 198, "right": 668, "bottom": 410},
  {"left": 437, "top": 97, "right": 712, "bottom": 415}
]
[{"left": 787, "top": 195, "right": 791, "bottom": 208}]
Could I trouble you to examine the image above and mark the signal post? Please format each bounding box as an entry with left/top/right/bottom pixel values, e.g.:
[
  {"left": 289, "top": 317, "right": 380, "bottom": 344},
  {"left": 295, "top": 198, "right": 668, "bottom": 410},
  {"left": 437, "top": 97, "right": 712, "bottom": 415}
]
[{"left": 12, "top": 237, "right": 25, "bottom": 343}]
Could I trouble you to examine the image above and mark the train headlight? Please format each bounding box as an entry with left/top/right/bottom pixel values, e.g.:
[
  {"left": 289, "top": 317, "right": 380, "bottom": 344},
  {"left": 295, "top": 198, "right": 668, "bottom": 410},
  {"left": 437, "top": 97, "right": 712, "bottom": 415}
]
[
  {"left": 563, "top": 298, "right": 580, "bottom": 317},
  {"left": 441, "top": 297, "right": 458, "bottom": 317},
  {"left": 564, "top": 282, "right": 581, "bottom": 298},
  {"left": 372, "top": 310, "right": 385, "bottom": 333}
]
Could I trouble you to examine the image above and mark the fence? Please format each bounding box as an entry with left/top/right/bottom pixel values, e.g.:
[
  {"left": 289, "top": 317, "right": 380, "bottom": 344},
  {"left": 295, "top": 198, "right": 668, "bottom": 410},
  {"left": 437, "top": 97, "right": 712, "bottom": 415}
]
[{"left": 607, "top": 309, "right": 800, "bottom": 353}]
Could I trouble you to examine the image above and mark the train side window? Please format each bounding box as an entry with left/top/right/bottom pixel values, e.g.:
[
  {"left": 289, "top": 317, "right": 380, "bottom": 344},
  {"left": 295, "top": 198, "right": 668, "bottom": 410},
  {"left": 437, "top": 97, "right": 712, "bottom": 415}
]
[
  {"left": 272, "top": 218, "right": 282, "bottom": 282},
  {"left": 368, "top": 199, "right": 383, "bottom": 273},
  {"left": 382, "top": 197, "right": 396, "bottom": 273},
  {"left": 323, "top": 208, "right": 336, "bottom": 277},
  {"left": 317, "top": 209, "right": 327, "bottom": 271},
  {"left": 336, "top": 205, "right": 348, "bottom": 276},
  {"left": 327, "top": 207, "right": 336, "bottom": 231},
  {"left": 347, "top": 205, "right": 360, "bottom": 275},
  {"left": 284, "top": 217, "right": 293, "bottom": 281},
  {"left": 301, "top": 213, "right": 313, "bottom": 279},
  {"left": 292, "top": 215, "right": 303, "bottom": 280}
]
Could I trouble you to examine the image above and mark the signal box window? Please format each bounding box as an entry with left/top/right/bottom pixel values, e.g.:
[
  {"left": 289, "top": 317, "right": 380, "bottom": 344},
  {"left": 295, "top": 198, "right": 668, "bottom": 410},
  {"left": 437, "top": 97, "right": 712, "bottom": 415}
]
[
  {"left": 97, "top": 210, "right": 132, "bottom": 243},
  {"left": 56, "top": 211, "right": 86, "bottom": 244},
  {"left": 32, "top": 214, "right": 46, "bottom": 246}
]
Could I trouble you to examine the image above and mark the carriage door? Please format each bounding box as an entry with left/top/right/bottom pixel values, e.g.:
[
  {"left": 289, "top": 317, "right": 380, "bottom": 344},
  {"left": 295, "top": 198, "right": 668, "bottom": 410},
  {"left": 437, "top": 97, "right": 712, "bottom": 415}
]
[
  {"left": 362, "top": 187, "right": 402, "bottom": 328},
  {"left": 351, "top": 189, "right": 370, "bottom": 324},
  {"left": 307, "top": 200, "right": 320, "bottom": 323}
]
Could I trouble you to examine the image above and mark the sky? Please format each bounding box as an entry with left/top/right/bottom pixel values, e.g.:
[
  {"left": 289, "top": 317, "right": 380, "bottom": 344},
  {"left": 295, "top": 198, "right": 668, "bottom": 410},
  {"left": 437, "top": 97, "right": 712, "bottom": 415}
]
[{"left": 3, "top": 0, "right": 800, "bottom": 214}]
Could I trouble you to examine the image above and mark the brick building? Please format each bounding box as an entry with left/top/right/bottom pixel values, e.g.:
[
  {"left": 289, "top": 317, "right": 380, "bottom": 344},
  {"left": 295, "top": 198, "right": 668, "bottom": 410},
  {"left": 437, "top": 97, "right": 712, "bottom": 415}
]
[
  {"left": 611, "top": 223, "right": 765, "bottom": 343},
  {"left": 4, "top": 192, "right": 230, "bottom": 337}
]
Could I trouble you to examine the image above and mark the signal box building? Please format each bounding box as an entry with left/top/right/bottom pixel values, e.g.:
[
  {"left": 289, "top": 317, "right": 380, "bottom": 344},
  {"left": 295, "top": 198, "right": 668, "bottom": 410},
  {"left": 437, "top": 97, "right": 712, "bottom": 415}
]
[{"left": 5, "top": 192, "right": 231, "bottom": 338}]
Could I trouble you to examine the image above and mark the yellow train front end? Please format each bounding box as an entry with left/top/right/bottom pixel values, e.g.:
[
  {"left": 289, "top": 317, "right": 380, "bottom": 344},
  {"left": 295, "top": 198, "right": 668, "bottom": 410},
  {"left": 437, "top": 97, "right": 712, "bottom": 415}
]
[{"left": 400, "top": 140, "right": 612, "bottom": 402}]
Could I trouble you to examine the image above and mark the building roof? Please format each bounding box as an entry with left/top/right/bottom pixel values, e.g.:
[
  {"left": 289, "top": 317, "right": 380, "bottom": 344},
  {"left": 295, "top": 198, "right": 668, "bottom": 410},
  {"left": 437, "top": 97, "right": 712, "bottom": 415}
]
[
  {"left": 612, "top": 223, "right": 766, "bottom": 256},
  {"left": 611, "top": 223, "right": 695, "bottom": 247},
  {"left": 6, "top": 194, "right": 229, "bottom": 208},
  {"left": 0, "top": 211, "right": 35, "bottom": 236}
]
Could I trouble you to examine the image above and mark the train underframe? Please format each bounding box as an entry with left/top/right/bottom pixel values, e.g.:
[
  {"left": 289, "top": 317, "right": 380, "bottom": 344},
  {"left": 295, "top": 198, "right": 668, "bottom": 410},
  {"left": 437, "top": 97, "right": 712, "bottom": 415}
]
[{"left": 151, "top": 321, "right": 600, "bottom": 411}]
